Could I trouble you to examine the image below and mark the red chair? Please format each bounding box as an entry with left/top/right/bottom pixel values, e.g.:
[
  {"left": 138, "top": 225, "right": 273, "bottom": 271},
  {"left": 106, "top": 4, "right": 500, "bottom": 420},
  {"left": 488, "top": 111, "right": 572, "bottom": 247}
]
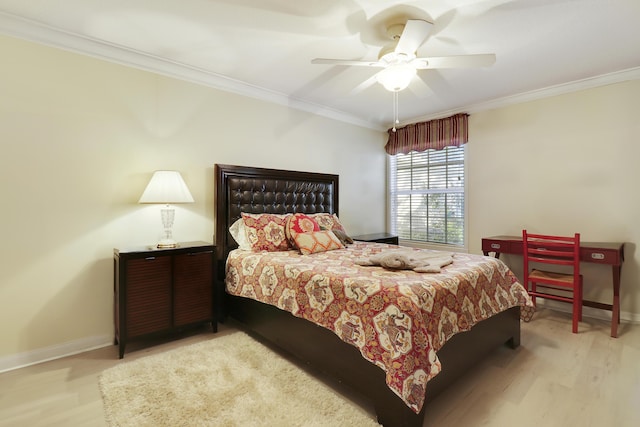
[{"left": 522, "top": 230, "right": 583, "bottom": 333}]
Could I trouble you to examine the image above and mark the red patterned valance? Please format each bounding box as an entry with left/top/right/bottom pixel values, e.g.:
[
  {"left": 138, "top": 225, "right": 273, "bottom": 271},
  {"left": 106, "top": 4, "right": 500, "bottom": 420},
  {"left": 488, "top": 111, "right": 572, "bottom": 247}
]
[{"left": 385, "top": 113, "right": 469, "bottom": 155}]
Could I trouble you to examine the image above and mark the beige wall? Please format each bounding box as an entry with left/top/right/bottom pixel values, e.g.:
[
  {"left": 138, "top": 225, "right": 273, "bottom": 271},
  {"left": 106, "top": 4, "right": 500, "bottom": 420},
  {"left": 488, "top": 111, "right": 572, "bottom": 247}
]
[
  {"left": 2, "top": 32, "right": 638, "bottom": 369},
  {"left": 467, "top": 80, "right": 640, "bottom": 321},
  {"left": 0, "top": 35, "right": 387, "bottom": 367}
]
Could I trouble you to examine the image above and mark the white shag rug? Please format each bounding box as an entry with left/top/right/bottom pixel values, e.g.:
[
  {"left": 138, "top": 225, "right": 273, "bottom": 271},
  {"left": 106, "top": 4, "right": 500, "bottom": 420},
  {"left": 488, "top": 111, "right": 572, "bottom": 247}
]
[{"left": 99, "top": 332, "right": 380, "bottom": 427}]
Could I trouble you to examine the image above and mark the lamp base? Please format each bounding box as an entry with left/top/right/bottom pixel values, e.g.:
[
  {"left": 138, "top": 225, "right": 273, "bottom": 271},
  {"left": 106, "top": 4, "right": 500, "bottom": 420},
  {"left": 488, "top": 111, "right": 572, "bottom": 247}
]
[{"left": 157, "top": 238, "right": 179, "bottom": 248}]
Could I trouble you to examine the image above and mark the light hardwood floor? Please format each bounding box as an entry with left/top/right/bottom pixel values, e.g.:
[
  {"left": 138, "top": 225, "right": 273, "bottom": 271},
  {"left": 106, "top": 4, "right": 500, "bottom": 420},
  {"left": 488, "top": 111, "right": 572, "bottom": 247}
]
[{"left": 0, "top": 309, "right": 638, "bottom": 427}]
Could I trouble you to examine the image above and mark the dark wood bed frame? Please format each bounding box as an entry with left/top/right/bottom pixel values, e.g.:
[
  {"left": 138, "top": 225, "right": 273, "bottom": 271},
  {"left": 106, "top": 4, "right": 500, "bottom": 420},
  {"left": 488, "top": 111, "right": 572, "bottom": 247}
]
[{"left": 214, "top": 164, "right": 521, "bottom": 427}]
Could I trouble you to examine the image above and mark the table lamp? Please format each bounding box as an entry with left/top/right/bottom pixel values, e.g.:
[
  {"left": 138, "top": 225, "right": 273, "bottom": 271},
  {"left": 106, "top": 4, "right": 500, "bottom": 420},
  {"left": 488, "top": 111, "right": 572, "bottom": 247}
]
[{"left": 138, "top": 170, "right": 194, "bottom": 248}]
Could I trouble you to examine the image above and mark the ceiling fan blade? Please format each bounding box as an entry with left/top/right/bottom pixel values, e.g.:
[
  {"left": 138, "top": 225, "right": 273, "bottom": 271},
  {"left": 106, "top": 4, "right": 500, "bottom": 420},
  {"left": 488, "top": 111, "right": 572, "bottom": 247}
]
[
  {"left": 311, "top": 58, "right": 384, "bottom": 67},
  {"left": 394, "top": 19, "right": 433, "bottom": 56},
  {"left": 412, "top": 54, "right": 496, "bottom": 69}
]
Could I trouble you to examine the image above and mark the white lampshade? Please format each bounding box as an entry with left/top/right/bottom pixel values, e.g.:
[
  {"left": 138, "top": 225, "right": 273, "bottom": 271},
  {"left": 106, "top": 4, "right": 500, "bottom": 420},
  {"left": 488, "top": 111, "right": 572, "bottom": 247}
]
[
  {"left": 376, "top": 64, "right": 417, "bottom": 92},
  {"left": 139, "top": 170, "right": 194, "bottom": 248},
  {"left": 139, "top": 171, "right": 194, "bottom": 204}
]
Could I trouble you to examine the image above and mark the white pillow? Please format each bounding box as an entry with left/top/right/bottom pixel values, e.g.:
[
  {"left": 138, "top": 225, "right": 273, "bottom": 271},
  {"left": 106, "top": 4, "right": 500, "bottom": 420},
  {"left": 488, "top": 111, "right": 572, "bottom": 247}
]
[{"left": 229, "top": 218, "right": 251, "bottom": 250}]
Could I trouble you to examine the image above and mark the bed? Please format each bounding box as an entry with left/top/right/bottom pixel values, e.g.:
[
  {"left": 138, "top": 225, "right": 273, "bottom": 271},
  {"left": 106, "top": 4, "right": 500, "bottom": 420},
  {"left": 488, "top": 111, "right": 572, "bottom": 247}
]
[{"left": 214, "top": 163, "right": 531, "bottom": 427}]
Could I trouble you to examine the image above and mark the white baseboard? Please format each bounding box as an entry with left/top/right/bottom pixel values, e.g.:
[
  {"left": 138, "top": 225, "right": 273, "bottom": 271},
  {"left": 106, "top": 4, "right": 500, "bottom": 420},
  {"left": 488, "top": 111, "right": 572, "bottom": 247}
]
[{"left": 0, "top": 335, "right": 113, "bottom": 373}]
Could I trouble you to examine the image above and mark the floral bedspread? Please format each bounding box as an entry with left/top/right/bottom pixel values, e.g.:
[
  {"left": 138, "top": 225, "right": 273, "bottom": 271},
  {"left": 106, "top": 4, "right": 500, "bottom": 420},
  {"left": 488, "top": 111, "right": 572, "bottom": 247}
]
[{"left": 225, "top": 242, "right": 533, "bottom": 413}]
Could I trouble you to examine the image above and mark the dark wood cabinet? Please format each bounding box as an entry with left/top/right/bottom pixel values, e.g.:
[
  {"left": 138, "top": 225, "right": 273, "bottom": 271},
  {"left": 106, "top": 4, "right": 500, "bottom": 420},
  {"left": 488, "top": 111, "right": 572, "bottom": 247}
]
[
  {"left": 352, "top": 233, "right": 399, "bottom": 245},
  {"left": 114, "top": 241, "right": 216, "bottom": 358}
]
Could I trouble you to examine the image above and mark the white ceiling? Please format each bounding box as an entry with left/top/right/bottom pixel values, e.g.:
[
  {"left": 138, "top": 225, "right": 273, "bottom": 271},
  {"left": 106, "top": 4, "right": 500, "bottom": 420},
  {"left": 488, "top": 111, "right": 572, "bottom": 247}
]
[{"left": 1, "top": 0, "right": 639, "bottom": 130}]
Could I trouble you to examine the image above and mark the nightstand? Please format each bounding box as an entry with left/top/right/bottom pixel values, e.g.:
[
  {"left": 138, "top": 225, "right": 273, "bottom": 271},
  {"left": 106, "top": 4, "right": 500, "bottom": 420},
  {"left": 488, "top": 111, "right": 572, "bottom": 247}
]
[
  {"left": 351, "top": 233, "right": 399, "bottom": 245},
  {"left": 113, "top": 241, "right": 216, "bottom": 358}
]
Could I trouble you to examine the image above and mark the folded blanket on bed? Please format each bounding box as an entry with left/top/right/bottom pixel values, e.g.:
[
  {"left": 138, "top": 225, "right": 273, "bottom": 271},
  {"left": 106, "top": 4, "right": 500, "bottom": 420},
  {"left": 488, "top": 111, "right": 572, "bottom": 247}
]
[{"left": 355, "top": 249, "right": 455, "bottom": 273}]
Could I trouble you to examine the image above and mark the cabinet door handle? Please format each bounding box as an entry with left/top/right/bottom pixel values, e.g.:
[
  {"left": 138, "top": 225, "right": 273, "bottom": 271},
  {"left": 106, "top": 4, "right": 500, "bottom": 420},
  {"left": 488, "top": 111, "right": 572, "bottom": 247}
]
[{"left": 145, "top": 256, "right": 156, "bottom": 260}]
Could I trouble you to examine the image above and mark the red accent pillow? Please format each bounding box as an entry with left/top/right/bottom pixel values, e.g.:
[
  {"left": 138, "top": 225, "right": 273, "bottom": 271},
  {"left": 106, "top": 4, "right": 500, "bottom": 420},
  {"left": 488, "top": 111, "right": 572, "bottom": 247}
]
[
  {"left": 286, "top": 213, "right": 319, "bottom": 246},
  {"left": 289, "top": 213, "right": 320, "bottom": 233}
]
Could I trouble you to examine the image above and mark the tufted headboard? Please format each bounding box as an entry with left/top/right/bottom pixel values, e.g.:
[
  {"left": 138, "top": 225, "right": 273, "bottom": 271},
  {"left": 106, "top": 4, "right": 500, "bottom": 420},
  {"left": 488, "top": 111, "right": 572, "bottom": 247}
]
[{"left": 214, "top": 164, "right": 339, "bottom": 264}]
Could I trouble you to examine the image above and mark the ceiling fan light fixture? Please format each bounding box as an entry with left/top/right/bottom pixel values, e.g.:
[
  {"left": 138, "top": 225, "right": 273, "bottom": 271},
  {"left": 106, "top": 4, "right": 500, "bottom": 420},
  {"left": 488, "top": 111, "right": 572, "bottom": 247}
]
[{"left": 376, "top": 63, "right": 416, "bottom": 92}]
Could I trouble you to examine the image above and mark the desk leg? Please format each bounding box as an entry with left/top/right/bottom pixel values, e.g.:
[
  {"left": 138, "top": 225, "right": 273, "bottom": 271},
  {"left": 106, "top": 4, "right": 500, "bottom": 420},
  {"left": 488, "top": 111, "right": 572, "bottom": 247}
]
[{"left": 611, "top": 265, "right": 622, "bottom": 338}]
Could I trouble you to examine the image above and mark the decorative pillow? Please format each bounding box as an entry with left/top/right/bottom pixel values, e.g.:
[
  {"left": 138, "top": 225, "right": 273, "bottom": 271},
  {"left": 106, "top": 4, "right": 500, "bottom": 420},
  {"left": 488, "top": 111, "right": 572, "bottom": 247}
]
[
  {"left": 241, "top": 213, "right": 292, "bottom": 252},
  {"left": 293, "top": 229, "right": 345, "bottom": 255},
  {"left": 286, "top": 213, "right": 320, "bottom": 246},
  {"left": 309, "top": 213, "right": 352, "bottom": 245},
  {"left": 310, "top": 213, "right": 346, "bottom": 233},
  {"left": 229, "top": 218, "right": 252, "bottom": 250}
]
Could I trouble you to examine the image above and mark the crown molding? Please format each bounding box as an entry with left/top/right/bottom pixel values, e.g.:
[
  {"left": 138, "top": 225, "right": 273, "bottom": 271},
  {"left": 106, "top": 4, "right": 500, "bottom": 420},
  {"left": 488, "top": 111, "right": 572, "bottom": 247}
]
[
  {"left": 2, "top": 11, "right": 637, "bottom": 132},
  {"left": 404, "top": 66, "right": 640, "bottom": 124},
  {"left": 0, "top": 11, "right": 382, "bottom": 131}
]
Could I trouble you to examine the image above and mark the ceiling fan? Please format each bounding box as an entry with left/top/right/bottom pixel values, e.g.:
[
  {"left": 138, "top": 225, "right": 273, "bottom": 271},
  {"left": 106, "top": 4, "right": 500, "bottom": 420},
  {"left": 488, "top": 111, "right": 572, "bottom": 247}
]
[{"left": 311, "top": 19, "right": 496, "bottom": 93}]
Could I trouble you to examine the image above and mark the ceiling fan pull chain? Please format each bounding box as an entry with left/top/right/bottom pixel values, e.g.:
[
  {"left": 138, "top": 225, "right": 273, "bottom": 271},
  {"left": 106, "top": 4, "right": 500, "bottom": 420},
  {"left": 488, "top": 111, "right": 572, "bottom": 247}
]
[{"left": 392, "top": 91, "right": 399, "bottom": 132}]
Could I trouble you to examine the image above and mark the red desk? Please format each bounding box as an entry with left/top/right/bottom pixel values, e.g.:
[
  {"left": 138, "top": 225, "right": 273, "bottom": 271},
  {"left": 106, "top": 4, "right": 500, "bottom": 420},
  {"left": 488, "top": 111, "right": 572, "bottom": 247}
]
[{"left": 482, "top": 235, "right": 625, "bottom": 337}]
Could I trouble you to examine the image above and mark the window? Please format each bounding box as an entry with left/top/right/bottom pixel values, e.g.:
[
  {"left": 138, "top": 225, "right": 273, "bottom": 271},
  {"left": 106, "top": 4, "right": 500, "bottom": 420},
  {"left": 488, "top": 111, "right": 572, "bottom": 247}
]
[{"left": 389, "top": 146, "right": 465, "bottom": 246}]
